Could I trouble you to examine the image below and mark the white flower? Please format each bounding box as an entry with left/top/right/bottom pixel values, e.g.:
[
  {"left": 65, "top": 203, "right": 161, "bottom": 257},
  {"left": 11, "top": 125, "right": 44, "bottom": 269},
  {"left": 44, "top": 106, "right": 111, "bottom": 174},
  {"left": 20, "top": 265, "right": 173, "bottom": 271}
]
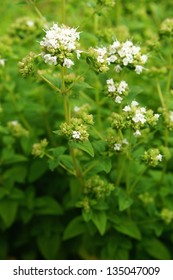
[
  {"left": 63, "top": 58, "right": 74, "bottom": 68},
  {"left": 10, "top": 120, "right": 19, "bottom": 126},
  {"left": 117, "top": 81, "right": 128, "bottom": 94},
  {"left": 123, "top": 105, "right": 131, "bottom": 112},
  {"left": 133, "top": 130, "right": 141, "bottom": 137},
  {"left": 43, "top": 54, "right": 57, "bottom": 65},
  {"left": 107, "top": 55, "right": 117, "bottom": 64},
  {"left": 131, "top": 100, "right": 139, "bottom": 107},
  {"left": 108, "top": 84, "right": 116, "bottom": 92},
  {"left": 109, "top": 40, "right": 120, "bottom": 54},
  {"left": 106, "top": 78, "right": 114, "bottom": 85},
  {"left": 132, "top": 110, "right": 146, "bottom": 124},
  {"left": 26, "top": 20, "right": 34, "bottom": 27},
  {"left": 0, "top": 58, "right": 5, "bottom": 67},
  {"left": 76, "top": 50, "right": 83, "bottom": 59},
  {"left": 154, "top": 113, "right": 160, "bottom": 120},
  {"left": 72, "top": 131, "right": 81, "bottom": 139},
  {"left": 74, "top": 106, "right": 80, "bottom": 112},
  {"left": 140, "top": 107, "right": 146, "bottom": 113},
  {"left": 157, "top": 154, "right": 163, "bottom": 162},
  {"left": 122, "top": 57, "right": 129, "bottom": 66},
  {"left": 135, "top": 65, "right": 144, "bottom": 74},
  {"left": 114, "top": 143, "right": 122, "bottom": 151},
  {"left": 122, "top": 138, "right": 129, "bottom": 145},
  {"left": 131, "top": 45, "right": 140, "bottom": 55},
  {"left": 115, "top": 96, "right": 122, "bottom": 103},
  {"left": 114, "top": 65, "right": 122, "bottom": 73},
  {"left": 141, "top": 54, "right": 148, "bottom": 64}
]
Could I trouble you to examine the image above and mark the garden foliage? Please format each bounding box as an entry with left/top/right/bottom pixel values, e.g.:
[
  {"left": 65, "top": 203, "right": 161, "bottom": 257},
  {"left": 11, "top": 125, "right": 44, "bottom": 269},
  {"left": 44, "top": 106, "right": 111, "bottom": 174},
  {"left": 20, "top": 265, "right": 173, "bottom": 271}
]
[{"left": 0, "top": 0, "right": 173, "bottom": 260}]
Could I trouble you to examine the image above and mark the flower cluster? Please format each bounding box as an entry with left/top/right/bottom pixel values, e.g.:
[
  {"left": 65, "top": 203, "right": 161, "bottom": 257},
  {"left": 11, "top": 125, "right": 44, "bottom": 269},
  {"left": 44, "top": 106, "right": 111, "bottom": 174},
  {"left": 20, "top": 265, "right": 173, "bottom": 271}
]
[
  {"left": 108, "top": 40, "right": 148, "bottom": 74},
  {"left": 143, "top": 148, "right": 163, "bottom": 167},
  {"left": 113, "top": 138, "right": 129, "bottom": 152},
  {"left": 138, "top": 192, "right": 154, "bottom": 204},
  {"left": 73, "top": 104, "right": 94, "bottom": 125},
  {"left": 84, "top": 175, "right": 114, "bottom": 200},
  {"left": 60, "top": 118, "right": 89, "bottom": 141},
  {"left": 110, "top": 100, "right": 160, "bottom": 137},
  {"left": 40, "top": 23, "right": 81, "bottom": 68},
  {"left": 32, "top": 139, "right": 48, "bottom": 158},
  {"left": 160, "top": 208, "right": 173, "bottom": 224},
  {"left": 87, "top": 47, "right": 109, "bottom": 72},
  {"left": 88, "top": 39, "right": 148, "bottom": 73},
  {"left": 163, "top": 110, "right": 173, "bottom": 130},
  {"left": 7, "top": 121, "right": 29, "bottom": 137},
  {"left": 8, "top": 16, "right": 43, "bottom": 42},
  {"left": 18, "top": 52, "right": 38, "bottom": 78},
  {"left": 106, "top": 78, "right": 128, "bottom": 103},
  {"left": 160, "top": 18, "right": 173, "bottom": 36},
  {"left": 97, "top": 0, "right": 115, "bottom": 7}
]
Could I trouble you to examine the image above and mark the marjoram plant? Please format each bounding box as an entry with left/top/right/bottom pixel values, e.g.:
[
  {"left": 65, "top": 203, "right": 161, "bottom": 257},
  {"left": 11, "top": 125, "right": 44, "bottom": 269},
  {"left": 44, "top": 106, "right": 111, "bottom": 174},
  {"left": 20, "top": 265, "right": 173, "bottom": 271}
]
[{"left": 0, "top": 0, "right": 173, "bottom": 260}]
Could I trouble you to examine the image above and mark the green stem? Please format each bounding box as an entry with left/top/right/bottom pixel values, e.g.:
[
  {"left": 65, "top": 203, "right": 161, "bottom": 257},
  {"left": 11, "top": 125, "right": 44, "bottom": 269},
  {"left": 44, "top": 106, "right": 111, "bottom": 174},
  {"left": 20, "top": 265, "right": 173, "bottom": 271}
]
[
  {"left": 115, "top": 155, "right": 124, "bottom": 187},
  {"left": 38, "top": 71, "right": 61, "bottom": 93},
  {"left": 27, "top": 0, "right": 46, "bottom": 22},
  {"left": 61, "top": 0, "right": 65, "bottom": 23},
  {"left": 156, "top": 79, "right": 165, "bottom": 110},
  {"left": 128, "top": 166, "right": 148, "bottom": 195}
]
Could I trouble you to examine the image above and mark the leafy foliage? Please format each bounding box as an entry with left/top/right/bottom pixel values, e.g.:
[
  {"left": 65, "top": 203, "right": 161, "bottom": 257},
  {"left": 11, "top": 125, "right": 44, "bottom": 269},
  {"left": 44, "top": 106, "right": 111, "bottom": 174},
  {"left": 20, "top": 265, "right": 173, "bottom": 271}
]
[{"left": 0, "top": 0, "right": 173, "bottom": 260}]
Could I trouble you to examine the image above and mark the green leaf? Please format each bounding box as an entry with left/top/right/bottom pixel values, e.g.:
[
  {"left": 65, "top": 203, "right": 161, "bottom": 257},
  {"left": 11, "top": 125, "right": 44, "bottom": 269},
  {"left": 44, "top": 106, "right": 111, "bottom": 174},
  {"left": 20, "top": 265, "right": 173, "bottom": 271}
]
[
  {"left": 37, "top": 233, "right": 61, "bottom": 260},
  {"left": 35, "top": 196, "right": 63, "bottom": 215},
  {"left": 144, "top": 238, "right": 171, "bottom": 260},
  {"left": 112, "top": 217, "right": 141, "bottom": 240},
  {"left": 4, "top": 166, "right": 27, "bottom": 183},
  {"left": 92, "top": 140, "right": 107, "bottom": 153},
  {"left": 59, "top": 155, "right": 74, "bottom": 170},
  {"left": 48, "top": 147, "right": 66, "bottom": 171},
  {"left": 69, "top": 140, "right": 94, "bottom": 157},
  {"left": 118, "top": 189, "right": 133, "bottom": 211},
  {"left": 63, "top": 216, "right": 86, "bottom": 240},
  {"left": 28, "top": 159, "right": 48, "bottom": 182},
  {"left": 0, "top": 199, "right": 18, "bottom": 227},
  {"left": 101, "top": 158, "right": 112, "bottom": 173},
  {"left": 91, "top": 211, "right": 107, "bottom": 235},
  {"left": 84, "top": 158, "right": 112, "bottom": 175}
]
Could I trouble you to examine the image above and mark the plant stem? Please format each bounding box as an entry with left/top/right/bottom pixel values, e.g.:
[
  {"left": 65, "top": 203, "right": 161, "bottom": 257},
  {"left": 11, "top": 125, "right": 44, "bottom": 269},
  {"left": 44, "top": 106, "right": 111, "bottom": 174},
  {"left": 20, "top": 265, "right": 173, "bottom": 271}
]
[
  {"left": 27, "top": 0, "right": 46, "bottom": 22},
  {"left": 61, "top": 0, "right": 65, "bottom": 23},
  {"left": 115, "top": 155, "right": 124, "bottom": 187},
  {"left": 38, "top": 71, "right": 61, "bottom": 93},
  {"left": 156, "top": 79, "right": 165, "bottom": 110}
]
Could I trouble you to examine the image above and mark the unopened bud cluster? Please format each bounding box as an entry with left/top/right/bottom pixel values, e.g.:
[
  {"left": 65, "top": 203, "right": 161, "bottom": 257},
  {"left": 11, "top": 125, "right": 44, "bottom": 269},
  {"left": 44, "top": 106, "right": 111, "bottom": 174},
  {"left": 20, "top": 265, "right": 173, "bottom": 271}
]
[
  {"left": 84, "top": 175, "right": 114, "bottom": 200},
  {"left": 32, "top": 139, "right": 48, "bottom": 158},
  {"left": 160, "top": 208, "right": 173, "bottom": 224},
  {"left": 40, "top": 23, "right": 81, "bottom": 68},
  {"left": 107, "top": 133, "right": 129, "bottom": 153},
  {"left": 138, "top": 192, "right": 154, "bottom": 204},
  {"left": 160, "top": 18, "right": 173, "bottom": 36},
  {"left": 143, "top": 148, "right": 162, "bottom": 167},
  {"left": 60, "top": 105, "right": 93, "bottom": 141},
  {"left": 97, "top": 0, "right": 115, "bottom": 7},
  {"left": 8, "top": 16, "right": 43, "bottom": 42},
  {"left": 163, "top": 110, "right": 173, "bottom": 130},
  {"left": 7, "top": 121, "right": 28, "bottom": 137},
  {"left": 18, "top": 52, "right": 38, "bottom": 78}
]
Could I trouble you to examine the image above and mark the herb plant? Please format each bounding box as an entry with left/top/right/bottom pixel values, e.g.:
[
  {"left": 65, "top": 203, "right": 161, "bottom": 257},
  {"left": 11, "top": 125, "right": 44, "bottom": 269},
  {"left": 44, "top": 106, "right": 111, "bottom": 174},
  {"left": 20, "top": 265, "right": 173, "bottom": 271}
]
[{"left": 0, "top": 0, "right": 173, "bottom": 260}]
